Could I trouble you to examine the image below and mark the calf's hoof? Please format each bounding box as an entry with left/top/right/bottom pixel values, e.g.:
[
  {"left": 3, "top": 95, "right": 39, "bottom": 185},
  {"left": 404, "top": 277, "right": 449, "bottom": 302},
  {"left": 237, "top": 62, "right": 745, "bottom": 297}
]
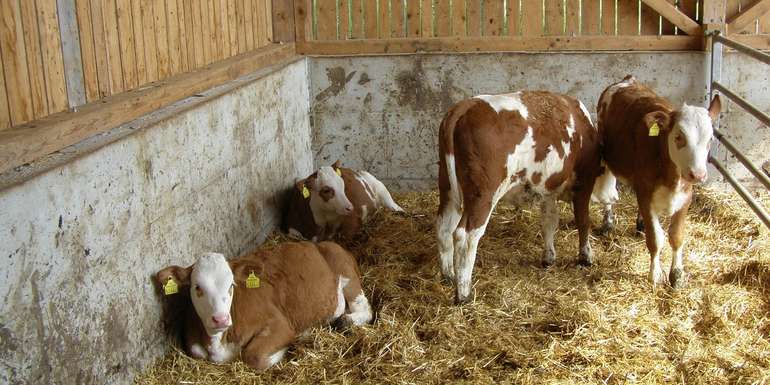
[
  {"left": 542, "top": 249, "right": 556, "bottom": 267},
  {"left": 669, "top": 269, "right": 687, "bottom": 290},
  {"left": 649, "top": 266, "right": 666, "bottom": 288},
  {"left": 635, "top": 217, "right": 645, "bottom": 236},
  {"left": 454, "top": 292, "right": 472, "bottom": 305},
  {"left": 440, "top": 273, "right": 455, "bottom": 286},
  {"left": 577, "top": 254, "right": 593, "bottom": 267},
  {"left": 595, "top": 222, "right": 614, "bottom": 236}
]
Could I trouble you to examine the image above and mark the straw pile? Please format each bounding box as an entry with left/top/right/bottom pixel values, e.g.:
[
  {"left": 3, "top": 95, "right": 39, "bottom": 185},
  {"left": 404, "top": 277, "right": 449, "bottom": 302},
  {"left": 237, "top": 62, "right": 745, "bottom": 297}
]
[{"left": 135, "top": 186, "right": 770, "bottom": 385}]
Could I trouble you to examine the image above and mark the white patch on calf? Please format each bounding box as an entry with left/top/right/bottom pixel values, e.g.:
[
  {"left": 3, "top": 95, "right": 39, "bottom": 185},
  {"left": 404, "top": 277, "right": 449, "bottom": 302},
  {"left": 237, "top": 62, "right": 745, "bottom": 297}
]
[
  {"left": 669, "top": 104, "right": 714, "bottom": 182},
  {"left": 287, "top": 228, "right": 305, "bottom": 240},
  {"left": 190, "top": 253, "right": 235, "bottom": 336},
  {"left": 207, "top": 331, "right": 240, "bottom": 363},
  {"left": 344, "top": 293, "right": 373, "bottom": 326},
  {"left": 591, "top": 166, "right": 619, "bottom": 205},
  {"left": 566, "top": 114, "right": 576, "bottom": 139},
  {"left": 598, "top": 77, "right": 635, "bottom": 120},
  {"left": 331, "top": 276, "right": 349, "bottom": 322},
  {"left": 578, "top": 100, "right": 594, "bottom": 126},
  {"left": 474, "top": 92, "right": 529, "bottom": 119},
  {"left": 266, "top": 348, "right": 288, "bottom": 368},
  {"left": 309, "top": 167, "right": 354, "bottom": 228},
  {"left": 356, "top": 170, "right": 404, "bottom": 212},
  {"left": 651, "top": 182, "right": 689, "bottom": 217}
]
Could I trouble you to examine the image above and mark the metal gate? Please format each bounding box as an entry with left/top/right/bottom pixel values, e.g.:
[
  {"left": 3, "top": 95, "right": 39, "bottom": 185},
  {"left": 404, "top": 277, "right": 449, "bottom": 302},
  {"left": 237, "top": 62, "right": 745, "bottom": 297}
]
[{"left": 707, "top": 30, "right": 770, "bottom": 229}]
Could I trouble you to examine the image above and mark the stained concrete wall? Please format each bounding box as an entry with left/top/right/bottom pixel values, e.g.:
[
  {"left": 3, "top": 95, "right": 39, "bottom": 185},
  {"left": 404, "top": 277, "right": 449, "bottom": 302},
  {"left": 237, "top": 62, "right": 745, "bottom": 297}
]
[
  {"left": 309, "top": 52, "right": 770, "bottom": 191},
  {"left": 0, "top": 59, "right": 311, "bottom": 384}
]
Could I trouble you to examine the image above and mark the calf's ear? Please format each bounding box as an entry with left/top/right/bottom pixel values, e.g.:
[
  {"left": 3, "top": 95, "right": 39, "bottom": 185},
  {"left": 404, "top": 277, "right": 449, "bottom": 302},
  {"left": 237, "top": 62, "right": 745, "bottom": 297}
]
[
  {"left": 331, "top": 159, "right": 342, "bottom": 169},
  {"left": 642, "top": 111, "right": 672, "bottom": 132},
  {"left": 708, "top": 95, "right": 721, "bottom": 120},
  {"left": 156, "top": 265, "right": 193, "bottom": 288}
]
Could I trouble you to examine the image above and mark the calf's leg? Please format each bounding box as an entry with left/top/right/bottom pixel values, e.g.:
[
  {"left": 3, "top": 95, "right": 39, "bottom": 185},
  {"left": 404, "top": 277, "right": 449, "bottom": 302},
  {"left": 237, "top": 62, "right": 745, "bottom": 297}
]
[
  {"left": 572, "top": 186, "right": 593, "bottom": 266},
  {"left": 339, "top": 275, "right": 373, "bottom": 327},
  {"left": 638, "top": 196, "right": 666, "bottom": 287},
  {"left": 437, "top": 201, "right": 462, "bottom": 282},
  {"left": 541, "top": 196, "right": 559, "bottom": 266},
  {"left": 453, "top": 195, "right": 495, "bottom": 304},
  {"left": 241, "top": 314, "right": 296, "bottom": 370},
  {"left": 668, "top": 198, "right": 691, "bottom": 289}
]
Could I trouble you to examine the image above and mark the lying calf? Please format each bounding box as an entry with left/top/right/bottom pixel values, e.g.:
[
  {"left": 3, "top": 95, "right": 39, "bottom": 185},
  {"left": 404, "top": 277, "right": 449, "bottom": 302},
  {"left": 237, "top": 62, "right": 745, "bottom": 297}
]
[
  {"left": 156, "top": 241, "right": 372, "bottom": 369},
  {"left": 283, "top": 160, "right": 404, "bottom": 241}
]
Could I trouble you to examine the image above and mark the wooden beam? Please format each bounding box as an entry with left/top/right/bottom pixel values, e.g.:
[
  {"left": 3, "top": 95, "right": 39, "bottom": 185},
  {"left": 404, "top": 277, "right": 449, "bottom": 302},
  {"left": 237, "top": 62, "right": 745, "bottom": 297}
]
[
  {"left": 297, "top": 35, "right": 702, "bottom": 55},
  {"left": 272, "top": 0, "right": 294, "bottom": 43},
  {"left": 702, "top": 0, "right": 727, "bottom": 24},
  {"left": 0, "top": 43, "right": 298, "bottom": 176},
  {"left": 727, "top": 0, "right": 770, "bottom": 34},
  {"left": 730, "top": 34, "right": 770, "bottom": 50},
  {"left": 640, "top": 0, "right": 701, "bottom": 35}
]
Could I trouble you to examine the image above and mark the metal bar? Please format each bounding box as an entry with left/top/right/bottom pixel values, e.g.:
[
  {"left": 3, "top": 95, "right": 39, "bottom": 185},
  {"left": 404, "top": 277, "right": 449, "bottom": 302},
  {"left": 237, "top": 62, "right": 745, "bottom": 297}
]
[
  {"left": 713, "top": 128, "right": 770, "bottom": 191},
  {"left": 713, "top": 34, "right": 770, "bottom": 66},
  {"left": 712, "top": 81, "right": 770, "bottom": 129},
  {"left": 708, "top": 30, "right": 723, "bottom": 157},
  {"left": 709, "top": 156, "right": 770, "bottom": 230}
]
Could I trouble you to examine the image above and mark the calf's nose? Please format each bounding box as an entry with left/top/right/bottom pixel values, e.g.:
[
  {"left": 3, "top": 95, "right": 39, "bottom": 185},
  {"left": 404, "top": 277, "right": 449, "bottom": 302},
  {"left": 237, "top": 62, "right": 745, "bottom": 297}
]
[
  {"left": 212, "top": 314, "right": 231, "bottom": 327},
  {"left": 688, "top": 169, "right": 707, "bottom": 183}
]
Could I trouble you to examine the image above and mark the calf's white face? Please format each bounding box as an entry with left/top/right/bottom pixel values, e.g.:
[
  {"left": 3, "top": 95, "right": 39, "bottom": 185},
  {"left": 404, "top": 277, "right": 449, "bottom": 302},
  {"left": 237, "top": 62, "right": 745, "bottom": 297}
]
[
  {"left": 190, "top": 252, "right": 235, "bottom": 335},
  {"left": 310, "top": 166, "right": 354, "bottom": 215},
  {"left": 667, "top": 96, "right": 720, "bottom": 183}
]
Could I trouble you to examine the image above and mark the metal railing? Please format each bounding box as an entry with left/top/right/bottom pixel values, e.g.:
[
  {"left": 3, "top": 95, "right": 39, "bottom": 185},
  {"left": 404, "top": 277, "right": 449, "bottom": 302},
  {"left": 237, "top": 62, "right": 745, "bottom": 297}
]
[{"left": 707, "top": 31, "right": 770, "bottom": 230}]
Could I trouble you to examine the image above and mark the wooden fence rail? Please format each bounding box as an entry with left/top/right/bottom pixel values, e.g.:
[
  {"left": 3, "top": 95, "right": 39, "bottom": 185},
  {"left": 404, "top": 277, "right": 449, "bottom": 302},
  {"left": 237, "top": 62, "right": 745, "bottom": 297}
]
[{"left": 0, "top": 0, "right": 274, "bottom": 131}]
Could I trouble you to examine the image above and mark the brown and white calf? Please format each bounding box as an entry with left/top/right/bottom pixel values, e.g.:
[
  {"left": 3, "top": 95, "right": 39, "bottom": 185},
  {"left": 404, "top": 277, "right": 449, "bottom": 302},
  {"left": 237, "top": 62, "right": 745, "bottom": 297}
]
[
  {"left": 597, "top": 75, "right": 721, "bottom": 288},
  {"left": 156, "top": 241, "right": 372, "bottom": 369},
  {"left": 437, "top": 91, "right": 611, "bottom": 304},
  {"left": 282, "top": 160, "right": 403, "bottom": 241}
]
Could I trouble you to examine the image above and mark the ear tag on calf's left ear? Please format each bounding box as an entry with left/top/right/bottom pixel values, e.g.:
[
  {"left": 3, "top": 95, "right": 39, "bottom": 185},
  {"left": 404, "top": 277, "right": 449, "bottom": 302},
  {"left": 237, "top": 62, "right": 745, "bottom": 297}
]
[
  {"left": 648, "top": 122, "right": 660, "bottom": 137},
  {"left": 335, "top": 168, "right": 342, "bottom": 177},
  {"left": 302, "top": 185, "right": 310, "bottom": 199},
  {"left": 246, "top": 271, "right": 260, "bottom": 289},
  {"left": 163, "top": 277, "right": 178, "bottom": 295}
]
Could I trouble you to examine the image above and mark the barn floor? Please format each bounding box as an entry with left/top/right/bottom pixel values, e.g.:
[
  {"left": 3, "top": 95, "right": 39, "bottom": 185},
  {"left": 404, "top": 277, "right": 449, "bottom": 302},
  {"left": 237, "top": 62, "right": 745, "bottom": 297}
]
[{"left": 135, "top": 187, "right": 770, "bottom": 385}]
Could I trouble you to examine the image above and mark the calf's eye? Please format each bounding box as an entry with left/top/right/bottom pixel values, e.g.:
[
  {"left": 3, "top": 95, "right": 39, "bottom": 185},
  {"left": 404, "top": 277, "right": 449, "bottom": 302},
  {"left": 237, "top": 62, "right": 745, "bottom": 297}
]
[{"left": 195, "top": 285, "right": 203, "bottom": 297}]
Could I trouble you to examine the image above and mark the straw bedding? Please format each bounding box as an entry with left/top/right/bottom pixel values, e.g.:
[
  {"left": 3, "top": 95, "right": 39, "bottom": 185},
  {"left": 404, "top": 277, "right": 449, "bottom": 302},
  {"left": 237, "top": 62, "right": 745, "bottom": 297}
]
[{"left": 135, "top": 186, "right": 770, "bottom": 384}]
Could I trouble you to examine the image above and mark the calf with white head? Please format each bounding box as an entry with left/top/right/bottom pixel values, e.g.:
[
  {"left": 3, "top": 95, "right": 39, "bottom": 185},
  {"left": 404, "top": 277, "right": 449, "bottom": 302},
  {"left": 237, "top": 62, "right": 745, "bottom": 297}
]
[
  {"left": 156, "top": 241, "right": 372, "bottom": 369},
  {"left": 597, "top": 75, "right": 720, "bottom": 288},
  {"left": 283, "top": 160, "right": 404, "bottom": 242}
]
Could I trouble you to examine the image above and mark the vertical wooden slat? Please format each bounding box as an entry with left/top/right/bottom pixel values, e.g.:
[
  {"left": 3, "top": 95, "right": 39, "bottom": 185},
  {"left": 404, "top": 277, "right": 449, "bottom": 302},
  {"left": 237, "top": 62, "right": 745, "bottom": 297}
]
[
  {"left": 252, "top": 0, "right": 263, "bottom": 47},
  {"left": 141, "top": 0, "right": 159, "bottom": 81},
  {"left": 131, "top": 0, "right": 147, "bottom": 84},
  {"left": 273, "top": 0, "right": 294, "bottom": 42},
  {"left": 235, "top": 0, "right": 245, "bottom": 51},
  {"left": 228, "top": 0, "right": 238, "bottom": 54},
  {"left": 0, "top": 0, "right": 34, "bottom": 124},
  {"left": 211, "top": 0, "right": 222, "bottom": 58},
  {"left": 640, "top": 2, "right": 660, "bottom": 35},
  {"left": 483, "top": 0, "right": 504, "bottom": 36},
  {"left": 219, "top": 0, "right": 229, "bottom": 55},
  {"left": 506, "top": 0, "right": 520, "bottom": 35},
  {"left": 177, "top": 0, "right": 189, "bottom": 72},
  {"left": 451, "top": 0, "right": 466, "bottom": 35},
  {"left": 601, "top": 0, "right": 616, "bottom": 34},
  {"left": 521, "top": 0, "right": 543, "bottom": 35},
  {"left": 725, "top": 0, "right": 741, "bottom": 22},
  {"left": 467, "top": 0, "right": 482, "bottom": 36},
  {"left": 761, "top": 8, "right": 770, "bottom": 33},
  {"left": 265, "top": 0, "right": 272, "bottom": 42},
  {"left": 365, "top": 0, "right": 379, "bottom": 37},
  {"left": 435, "top": 0, "right": 451, "bottom": 37},
  {"left": 661, "top": 0, "right": 677, "bottom": 35},
  {"left": 39, "top": 0, "right": 70, "bottom": 111},
  {"left": 351, "top": 0, "right": 364, "bottom": 38},
  {"left": 618, "top": 0, "right": 639, "bottom": 35},
  {"left": 390, "top": 0, "right": 404, "bottom": 37},
  {"left": 583, "top": 0, "right": 601, "bottom": 34},
  {"left": 75, "top": 0, "right": 99, "bottom": 101},
  {"left": 203, "top": 0, "right": 213, "bottom": 62},
  {"left": 116, "top": 0, "right": 137, "bottom": 89},
  {"left": 244, "top": 0, "right": 255, "bottom": 49},
  {"left": 0, "top": 57, "right": 11, "bottom": 129},
  {"left": 379, "top": 0, "right": 390, "bottom": 38},
  {"left": 421, "top": 0, "right": 432, "bottom": 36},
  {"left": 406, "top": 0, "right": 421, "bottom": 36},
  {"left": 206, "top": 0, "right": 216, "bottom": 59},
  {"left": 317, "top": 0, "right": 338, "bottom": 39},
  {"left": 103, "top": 0, "right": 124, "bottom": 93},
  {"left": 154, "top": 0, "right": 170, "bottom": 78},
  {"left": 565, "top": 0, "right": 580, "bottom": 35},
  {"left": 90, "top": 0, "right": 111, "bottom": 96},
  {"left": 545, "top": 0, "right": 564, "bottom": 35},
  {"left": 20, "top": 0, "right": 48, "bottom": 117},
  {"left": 58, "top": 0, "right": 86, "bottom": 108}
]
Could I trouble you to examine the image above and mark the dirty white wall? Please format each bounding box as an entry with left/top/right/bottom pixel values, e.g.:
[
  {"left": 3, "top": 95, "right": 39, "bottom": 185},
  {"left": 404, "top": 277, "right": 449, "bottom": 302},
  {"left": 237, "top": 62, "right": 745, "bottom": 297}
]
[
  {"left": 309, "top": 52, "right": 770, "bottom": 191},
  {"left": 0, "top": 59, "right": 311, "bottom": 385}
]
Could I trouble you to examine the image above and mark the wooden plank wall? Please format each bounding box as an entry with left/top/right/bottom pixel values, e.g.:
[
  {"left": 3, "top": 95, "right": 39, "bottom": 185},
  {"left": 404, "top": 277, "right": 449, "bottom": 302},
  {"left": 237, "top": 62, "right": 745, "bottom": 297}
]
[
  {"left": 309, "top": 0, "right": 770, "bottom": 40},
  {"left": 0, "top": 0, "right": 274, "bottom": 130}
]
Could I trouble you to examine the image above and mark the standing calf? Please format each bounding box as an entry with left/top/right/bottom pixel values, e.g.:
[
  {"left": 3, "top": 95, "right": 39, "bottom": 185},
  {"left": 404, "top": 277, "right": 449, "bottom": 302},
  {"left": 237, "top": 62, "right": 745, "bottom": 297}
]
[
  {"left": 283, "top": 161, "right": 403, "bottom": 242},
  {"left": 156, "top": 241, "right": 372, "bottom": 369},
  {"left": 437, "top": 91, "right": 609, "bottom": 304},
  {"left": 597, "top": 75, "right": 721, "bottom": 288}
]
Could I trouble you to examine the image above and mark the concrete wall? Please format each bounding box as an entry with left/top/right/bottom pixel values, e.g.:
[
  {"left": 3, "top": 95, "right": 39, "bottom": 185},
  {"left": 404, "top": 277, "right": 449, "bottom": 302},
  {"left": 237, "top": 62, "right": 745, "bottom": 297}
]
[
  {"left": 309, "top": 52, "right": 770, "bottom": 191},
  {"left": 0, "top": 59, "right": 311, "bottom": 385}
]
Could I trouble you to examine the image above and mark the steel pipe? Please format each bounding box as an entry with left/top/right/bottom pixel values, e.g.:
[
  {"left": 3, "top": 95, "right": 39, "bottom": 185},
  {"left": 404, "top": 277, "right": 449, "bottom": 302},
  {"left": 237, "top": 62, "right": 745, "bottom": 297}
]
[
  {"left": 712, "top": 81, "right": 770, "bottom": 129},
  {"left": 709, "top": 155, "right": 770, "bottom": 230},
  {"left": 713, "top": 34, "right": 770, "bottom": 66}
]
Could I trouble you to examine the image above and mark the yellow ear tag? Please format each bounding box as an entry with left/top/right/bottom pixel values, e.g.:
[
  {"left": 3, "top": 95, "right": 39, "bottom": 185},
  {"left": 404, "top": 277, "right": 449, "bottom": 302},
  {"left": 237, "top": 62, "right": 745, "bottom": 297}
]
[
  {"left": 301, "top": 185, "right": 310, "bottom": 199},
  {"left": 246, "top": 271, "right": 260, "bottom": 289},
  {"left": 335, "top": 168, "right": 342, "bottom": 177},
  {"left": 163, "top": 277, "right": 178, "bottom": 295},
  {"left": 648, "top": 122, "right": 660, "bottom": 137}
]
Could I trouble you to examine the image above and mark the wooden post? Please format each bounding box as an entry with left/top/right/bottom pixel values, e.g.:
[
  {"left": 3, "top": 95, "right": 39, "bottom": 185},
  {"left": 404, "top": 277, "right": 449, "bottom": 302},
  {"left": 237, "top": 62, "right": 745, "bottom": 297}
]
[
  {"left": 294, "top": 0, "right": 312, "bottom": 43},
  {"left": 702, "top": 0, "right": 726, "bottom": 51},
  {"left": 272, "top": 0, "right": 296, "bottom": 43}
]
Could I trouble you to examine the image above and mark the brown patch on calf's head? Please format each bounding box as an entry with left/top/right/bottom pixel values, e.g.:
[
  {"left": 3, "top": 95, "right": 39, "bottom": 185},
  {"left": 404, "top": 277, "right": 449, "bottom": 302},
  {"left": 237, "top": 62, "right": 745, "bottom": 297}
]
[
  {"left": 531, "top": 172, "right": 542, "bottom": 185},
  {"left": 642, "top": 111, "right": 672, "bottom": 135},
  {"left": 156, "top": 265, "right": 193, "bottom": 290}
]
